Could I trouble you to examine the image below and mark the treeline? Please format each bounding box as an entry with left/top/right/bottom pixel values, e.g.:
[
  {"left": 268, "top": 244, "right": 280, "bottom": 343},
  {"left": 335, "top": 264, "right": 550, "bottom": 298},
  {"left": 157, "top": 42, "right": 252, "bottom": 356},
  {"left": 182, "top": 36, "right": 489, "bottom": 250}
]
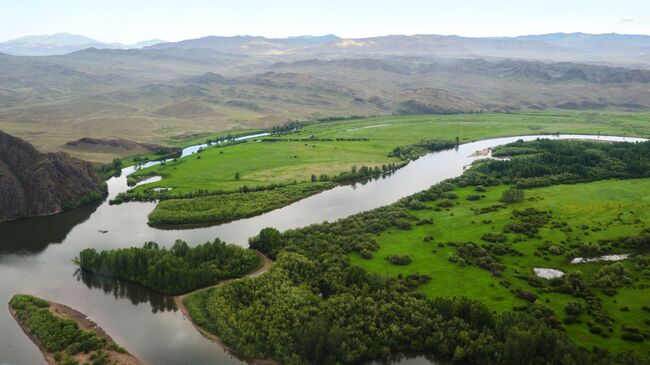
[
  {"left": 9, "top": 294, "right": 119, "bottom": 365},
  {"left": 388, "top": 139, "right": 457, "bottom": 160},
  {"left": 75, "top": 239, "right": 261, "bottom": 295},
  {"left": 270, "top": 120, "right": 302, "bottom": 134},
  {"left": 261, "top": 137, "right": 369, "bottom": 142},
  {"left": 148, "top": 183, "right": 334, "bottom": 227},
  {"left": 473, "top": 139, "right": 650, "bottom": 188}
]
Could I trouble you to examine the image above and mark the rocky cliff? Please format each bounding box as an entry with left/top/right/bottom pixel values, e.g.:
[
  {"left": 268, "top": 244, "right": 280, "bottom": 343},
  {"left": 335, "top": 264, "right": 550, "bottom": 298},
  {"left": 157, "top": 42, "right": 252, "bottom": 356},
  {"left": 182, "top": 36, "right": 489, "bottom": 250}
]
[{"left": 0, "top": 131, "right": 106, "bottom": 222}]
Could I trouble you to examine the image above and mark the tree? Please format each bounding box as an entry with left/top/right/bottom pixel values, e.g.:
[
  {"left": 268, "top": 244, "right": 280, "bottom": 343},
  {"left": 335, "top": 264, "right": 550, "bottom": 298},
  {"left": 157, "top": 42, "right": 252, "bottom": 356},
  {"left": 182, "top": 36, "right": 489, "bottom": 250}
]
[
  {"left": 501, "top": 188, "right": 524, "bottom": 203},
  {"left": 235, "top": 172, "right": 240, "bottom": 180},
  {"left": 311, "top": 174, "right": 317, "bottom": 182}
]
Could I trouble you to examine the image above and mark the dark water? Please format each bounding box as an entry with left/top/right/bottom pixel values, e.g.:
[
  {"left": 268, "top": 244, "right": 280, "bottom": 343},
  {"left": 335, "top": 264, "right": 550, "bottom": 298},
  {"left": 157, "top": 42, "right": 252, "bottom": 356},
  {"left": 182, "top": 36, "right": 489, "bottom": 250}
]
[{"left": 0, "top": 134, "right": 643, "bottom": 365}]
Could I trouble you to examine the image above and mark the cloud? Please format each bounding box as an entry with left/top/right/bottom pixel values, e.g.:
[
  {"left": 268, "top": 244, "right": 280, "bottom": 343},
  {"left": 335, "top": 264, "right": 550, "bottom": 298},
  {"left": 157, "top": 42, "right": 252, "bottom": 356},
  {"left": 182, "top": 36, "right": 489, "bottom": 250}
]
[{"left": 620, "top": 18, "right": 635, "bottom": 23}]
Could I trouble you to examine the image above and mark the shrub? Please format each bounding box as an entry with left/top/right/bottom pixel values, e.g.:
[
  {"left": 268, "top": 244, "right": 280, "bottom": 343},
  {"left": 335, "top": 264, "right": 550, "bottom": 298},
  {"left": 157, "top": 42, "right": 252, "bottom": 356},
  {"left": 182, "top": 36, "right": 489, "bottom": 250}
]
[
  {"left": 385, "top": 254, "right": 412, "bottom": 265},
  {"left": 501, "top": 188, "right": 525, "bottom": 203}
]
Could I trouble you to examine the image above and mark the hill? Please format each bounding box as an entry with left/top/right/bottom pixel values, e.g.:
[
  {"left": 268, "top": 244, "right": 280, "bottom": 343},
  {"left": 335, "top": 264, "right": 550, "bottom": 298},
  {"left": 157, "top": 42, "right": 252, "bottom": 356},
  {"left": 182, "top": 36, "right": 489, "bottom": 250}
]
[{"left": 0, "top": 131, "right": 105, "bottom": 222}]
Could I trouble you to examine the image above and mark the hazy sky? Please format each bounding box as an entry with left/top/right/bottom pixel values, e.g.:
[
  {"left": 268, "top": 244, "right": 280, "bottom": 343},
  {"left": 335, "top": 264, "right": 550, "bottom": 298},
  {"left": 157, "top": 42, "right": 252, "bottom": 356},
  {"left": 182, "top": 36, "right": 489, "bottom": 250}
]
[{"left": 2, "top": 0, "right": 649, "bottom": 43}]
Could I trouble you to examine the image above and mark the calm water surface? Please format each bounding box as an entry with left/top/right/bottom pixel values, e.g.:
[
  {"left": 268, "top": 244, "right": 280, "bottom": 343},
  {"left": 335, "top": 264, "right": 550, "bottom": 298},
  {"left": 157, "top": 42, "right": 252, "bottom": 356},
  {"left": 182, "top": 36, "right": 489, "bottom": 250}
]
[{"left": 0, "top": 134, "right": 644, "bottom": 365}]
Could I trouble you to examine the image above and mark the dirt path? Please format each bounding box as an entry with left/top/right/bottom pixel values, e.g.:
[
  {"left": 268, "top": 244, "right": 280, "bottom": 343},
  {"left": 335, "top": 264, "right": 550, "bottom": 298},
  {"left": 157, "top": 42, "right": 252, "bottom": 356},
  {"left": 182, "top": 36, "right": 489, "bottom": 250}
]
[{"left": 173, "top": 251, "right": 278, "bottom": 365}]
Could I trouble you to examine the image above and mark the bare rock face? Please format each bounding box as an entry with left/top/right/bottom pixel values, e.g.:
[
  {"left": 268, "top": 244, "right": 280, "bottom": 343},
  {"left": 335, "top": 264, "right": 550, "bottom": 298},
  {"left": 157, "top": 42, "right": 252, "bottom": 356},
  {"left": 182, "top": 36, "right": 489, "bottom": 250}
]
[{"left": 0, "top": 131, "right": 106, "bottom": 222}]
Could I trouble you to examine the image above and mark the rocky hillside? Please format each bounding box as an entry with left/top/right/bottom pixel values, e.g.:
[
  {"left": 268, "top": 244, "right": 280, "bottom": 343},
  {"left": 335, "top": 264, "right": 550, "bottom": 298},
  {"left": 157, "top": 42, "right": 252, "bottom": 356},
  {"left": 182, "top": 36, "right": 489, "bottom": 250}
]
[{"left": 0, "top": 131, "right": 106, "bottom": 222}]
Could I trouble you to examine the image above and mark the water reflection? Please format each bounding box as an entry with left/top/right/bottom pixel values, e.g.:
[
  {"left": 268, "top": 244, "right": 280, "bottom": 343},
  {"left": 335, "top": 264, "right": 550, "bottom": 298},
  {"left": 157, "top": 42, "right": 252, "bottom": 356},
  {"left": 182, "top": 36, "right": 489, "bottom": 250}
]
[
  {"left": 74, "top": 269, "right": 177, "bottom": 313},
  {"left": 369, "top": 353, "right": 446, "bottom": 365},
  {"left": 0, "top": 201, "right": 100, "bottom": 255}
]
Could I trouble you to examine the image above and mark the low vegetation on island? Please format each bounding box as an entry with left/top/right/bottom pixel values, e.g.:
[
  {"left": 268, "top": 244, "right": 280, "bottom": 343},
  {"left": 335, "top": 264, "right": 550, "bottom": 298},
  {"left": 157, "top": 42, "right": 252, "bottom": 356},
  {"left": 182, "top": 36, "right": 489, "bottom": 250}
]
[
  {"left": 75, "top": 239, "right": 262, "bottom": 295},
  {"left": 9, "top": 294, "right": 141, "bottom": 365},
  {"left": 180, "top": 139, "right": 650, "bottom": 365}
]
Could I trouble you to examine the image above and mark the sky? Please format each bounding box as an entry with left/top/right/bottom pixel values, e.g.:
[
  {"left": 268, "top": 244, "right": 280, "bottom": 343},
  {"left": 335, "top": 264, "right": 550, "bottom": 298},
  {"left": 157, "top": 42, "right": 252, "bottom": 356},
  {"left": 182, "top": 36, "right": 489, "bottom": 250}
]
[{"left": 1, "top": 0, "right": 650, "bottom": 43}]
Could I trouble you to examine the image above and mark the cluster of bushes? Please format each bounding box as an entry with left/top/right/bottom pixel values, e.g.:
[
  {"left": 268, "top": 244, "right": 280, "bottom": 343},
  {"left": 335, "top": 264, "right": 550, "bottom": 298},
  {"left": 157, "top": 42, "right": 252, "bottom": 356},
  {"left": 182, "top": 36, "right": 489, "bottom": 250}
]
[
  {"left": 75, "top": 239, "right": 261, "bottom": 295},
  {"left": 447, "top": 242, "right": 507, "bottom": 275},
  {"left": 270, "top": 120, "right": 302, "bottom": 133},
  {"left": 147, "top": 182, "right": 334, "bottom": 227},
  {"left": 504, "top": 208, "right": 552, "bottom": 237},
  {"left": 385, "top": 254, "right": 412, "bottom": 265},
  {"left": 388, "top": 139, "right": 457, "bottom": 160},
  {"left": 9, "top": 294, "right": 118, "bottom": 365},
  {"left": 470, "top": 139, "right": 650, "bottom": 188},
  {"left": 592, "top": 263, "right": 633, "bottom": 289}
]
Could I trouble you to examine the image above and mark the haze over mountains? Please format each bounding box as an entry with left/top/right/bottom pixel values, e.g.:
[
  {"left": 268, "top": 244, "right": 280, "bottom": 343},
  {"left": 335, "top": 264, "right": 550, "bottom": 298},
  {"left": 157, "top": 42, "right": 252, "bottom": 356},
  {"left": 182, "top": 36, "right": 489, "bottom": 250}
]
[
  {"left": 1, "top": 32, "right": 649, "bottom": 162},
  {"left": 0, "top": 33, "right": 166, "bottom": 56}
]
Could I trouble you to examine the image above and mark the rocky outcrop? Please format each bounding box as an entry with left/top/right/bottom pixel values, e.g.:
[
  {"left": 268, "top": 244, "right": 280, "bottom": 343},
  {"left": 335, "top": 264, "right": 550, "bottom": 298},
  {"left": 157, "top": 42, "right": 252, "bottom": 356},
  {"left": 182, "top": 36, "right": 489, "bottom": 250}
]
[{"left": 0, "top": 131, "right": 106, "bottom": 222}]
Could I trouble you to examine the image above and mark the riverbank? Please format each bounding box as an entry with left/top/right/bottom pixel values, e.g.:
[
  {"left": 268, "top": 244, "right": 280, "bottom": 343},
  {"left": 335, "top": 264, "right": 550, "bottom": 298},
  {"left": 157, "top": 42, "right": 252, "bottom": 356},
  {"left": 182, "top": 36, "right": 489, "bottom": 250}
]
[
  {"left": 9, "top": 294, "right": 143, "bottom": 365},
  {"left": 174, "top": 252, "right": 277, "bottom": 365}
]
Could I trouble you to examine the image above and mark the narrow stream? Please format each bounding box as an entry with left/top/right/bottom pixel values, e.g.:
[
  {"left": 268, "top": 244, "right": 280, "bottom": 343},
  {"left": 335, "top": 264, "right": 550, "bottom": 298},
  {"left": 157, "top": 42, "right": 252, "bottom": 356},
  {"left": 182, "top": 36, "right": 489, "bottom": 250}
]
[{"left": 0, "top": 134, "right": 644, "bottom": 365}]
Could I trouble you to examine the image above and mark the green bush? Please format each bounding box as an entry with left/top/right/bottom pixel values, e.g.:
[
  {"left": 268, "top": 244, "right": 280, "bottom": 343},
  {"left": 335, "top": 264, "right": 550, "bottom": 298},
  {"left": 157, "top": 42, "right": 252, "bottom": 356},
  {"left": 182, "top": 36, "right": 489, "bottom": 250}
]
[{"left": 76, "top": 239, "right": 261, "bottom": 295}]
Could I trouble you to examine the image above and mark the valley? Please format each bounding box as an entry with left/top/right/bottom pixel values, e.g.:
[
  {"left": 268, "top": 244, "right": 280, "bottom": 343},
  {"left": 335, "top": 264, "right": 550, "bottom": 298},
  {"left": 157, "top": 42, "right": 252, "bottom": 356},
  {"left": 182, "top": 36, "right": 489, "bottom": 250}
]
[{"left": 2, "top": 13, "right": 650, "bottom": 364}]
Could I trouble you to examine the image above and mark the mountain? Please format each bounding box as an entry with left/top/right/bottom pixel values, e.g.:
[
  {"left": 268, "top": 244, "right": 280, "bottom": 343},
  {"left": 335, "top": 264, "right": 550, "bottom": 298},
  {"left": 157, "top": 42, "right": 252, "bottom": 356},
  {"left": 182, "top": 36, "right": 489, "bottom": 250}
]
[
  {"left": 0, "top": 131, "right": 106, "bottom": 223},
  {"left": 0, "top": 33, "right": 167, "bottom": 56},
  {"left": 147, "top": 34, "right": 341, "bottom": 54},
  {"left": 147, "top": 32, "right": 650, "bottom": 67},
  {"left": 1, "top": 33, "right": 650, "bottom": 162}
]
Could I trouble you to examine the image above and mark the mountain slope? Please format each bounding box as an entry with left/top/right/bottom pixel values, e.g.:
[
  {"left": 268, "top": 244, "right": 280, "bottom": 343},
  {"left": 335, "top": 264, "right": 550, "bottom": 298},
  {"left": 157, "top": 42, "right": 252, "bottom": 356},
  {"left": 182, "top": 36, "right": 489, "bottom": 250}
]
[{"left": 0, "top": 131, "right": 106, "bottom": 222}]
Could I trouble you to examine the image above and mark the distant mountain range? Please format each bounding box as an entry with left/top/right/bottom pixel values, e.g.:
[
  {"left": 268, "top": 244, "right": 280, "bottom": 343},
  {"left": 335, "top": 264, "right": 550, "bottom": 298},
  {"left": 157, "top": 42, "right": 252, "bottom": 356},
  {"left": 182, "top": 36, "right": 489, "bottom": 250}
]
[
  {"left": 2, "top": 32, "right": 650, "bottom": 66},
  {"left": 0, "top": 33, "right": 166, "bottom": 56},
  {"left": 145, "top": 32, "right": 650, "bottom": 67},
  {"left": 1, "top": 31, "right": 649, "bottom": 162}
]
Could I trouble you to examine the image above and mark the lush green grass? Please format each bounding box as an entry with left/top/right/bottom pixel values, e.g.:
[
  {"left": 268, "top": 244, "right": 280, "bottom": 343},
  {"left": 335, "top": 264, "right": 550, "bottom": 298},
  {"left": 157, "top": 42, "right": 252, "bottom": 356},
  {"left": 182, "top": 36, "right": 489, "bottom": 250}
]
[
  {"left": 350, "top": 179, "right": 650, "bottom": 353},
  {"left": 148, "top": 182, "right": 335, "bottom": 227},
  {"left": 130, "top": 111, "right": 650, "bottom": 195}
]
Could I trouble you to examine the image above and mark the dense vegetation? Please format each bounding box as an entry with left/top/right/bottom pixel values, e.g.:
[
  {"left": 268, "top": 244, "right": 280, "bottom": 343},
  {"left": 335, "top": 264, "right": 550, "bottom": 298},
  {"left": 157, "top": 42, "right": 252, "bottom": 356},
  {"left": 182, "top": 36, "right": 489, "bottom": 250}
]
[
  {"left": 9, "top": 294, "right": 125, "bottom": 365},
  {"left": 474, "top": 139, "right": 650, "bottom": 188},
  {"left": 147, "top": 182, "right": 334, "bottom": 227},
  {"left": 184, "top": 139, "right": 649, "bottom": 364},
  {"left": 76, "top": 239, "right": 261, "bottom": 295}
]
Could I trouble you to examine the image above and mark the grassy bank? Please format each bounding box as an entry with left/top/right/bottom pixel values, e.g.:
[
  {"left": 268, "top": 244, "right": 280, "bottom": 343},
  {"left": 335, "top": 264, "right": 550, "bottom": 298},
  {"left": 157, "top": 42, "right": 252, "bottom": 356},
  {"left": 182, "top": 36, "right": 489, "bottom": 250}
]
[
  {"left": 181, "top": 139, "right": 649, "bottom": 365},
  {"left": 118, "top": 111, "right": 649, "bottom": 227},
  {"left": 9, "top": 294, "right": 142, "bottom": 365},
  {"left": 129, "top": 111, "right": 650, "bottom": 196}
]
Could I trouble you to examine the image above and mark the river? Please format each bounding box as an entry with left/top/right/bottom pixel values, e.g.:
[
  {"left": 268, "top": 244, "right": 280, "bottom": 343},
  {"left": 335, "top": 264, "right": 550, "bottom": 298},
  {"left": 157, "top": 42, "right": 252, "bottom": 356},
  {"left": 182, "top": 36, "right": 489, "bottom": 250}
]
[{"left": 0, "top": 134, "right": 644, "bottom": 365}]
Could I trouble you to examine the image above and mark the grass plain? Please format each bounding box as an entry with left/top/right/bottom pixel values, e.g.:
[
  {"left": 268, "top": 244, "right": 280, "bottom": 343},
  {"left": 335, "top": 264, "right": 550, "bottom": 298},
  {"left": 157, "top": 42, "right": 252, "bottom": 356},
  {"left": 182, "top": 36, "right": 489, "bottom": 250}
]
[
  {"left": 129, "top": 111, "right": 650, "bottom": 195},
  {"left": 350, "top": 179, "right": 650, "bottom": 353}
]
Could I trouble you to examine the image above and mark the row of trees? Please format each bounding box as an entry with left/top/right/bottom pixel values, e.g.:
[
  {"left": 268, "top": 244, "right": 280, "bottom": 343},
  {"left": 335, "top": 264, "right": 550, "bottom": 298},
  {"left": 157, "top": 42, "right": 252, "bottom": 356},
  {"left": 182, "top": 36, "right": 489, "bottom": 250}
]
[
  {"left": 76, "top": 239, "right": 261, "bottom": 295},
  {"left": 388, "top": 139, "right": 457, "bottom": 160}
]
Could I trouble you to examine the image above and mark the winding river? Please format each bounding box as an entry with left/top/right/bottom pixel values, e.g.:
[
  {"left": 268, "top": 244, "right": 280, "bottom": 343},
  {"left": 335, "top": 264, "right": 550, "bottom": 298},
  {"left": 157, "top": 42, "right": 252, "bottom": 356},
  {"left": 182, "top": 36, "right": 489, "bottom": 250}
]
[{"left": 0, "top": 134, "right": 644, "bottom": 365}]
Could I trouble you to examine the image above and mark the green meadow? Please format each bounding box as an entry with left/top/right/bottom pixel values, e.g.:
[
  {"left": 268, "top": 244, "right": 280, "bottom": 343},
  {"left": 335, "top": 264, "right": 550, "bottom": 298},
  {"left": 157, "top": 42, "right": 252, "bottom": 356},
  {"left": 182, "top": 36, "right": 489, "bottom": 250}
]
[
  {"left": 350, "top": 178, "right": 650, "bottom": 353},
  {"left": 130, "top": 111, "right": 649, "bottom": 195}
]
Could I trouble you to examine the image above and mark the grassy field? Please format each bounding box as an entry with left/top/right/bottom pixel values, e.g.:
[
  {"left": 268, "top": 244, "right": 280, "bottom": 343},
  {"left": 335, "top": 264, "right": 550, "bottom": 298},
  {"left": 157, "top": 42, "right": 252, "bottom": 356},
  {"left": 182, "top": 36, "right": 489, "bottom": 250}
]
[
  {"left": 129, "top": 111, "right": 650, "bottom": 195},
  {"left": 350, "top": 178, "right": 650, "bottom": 353}
]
